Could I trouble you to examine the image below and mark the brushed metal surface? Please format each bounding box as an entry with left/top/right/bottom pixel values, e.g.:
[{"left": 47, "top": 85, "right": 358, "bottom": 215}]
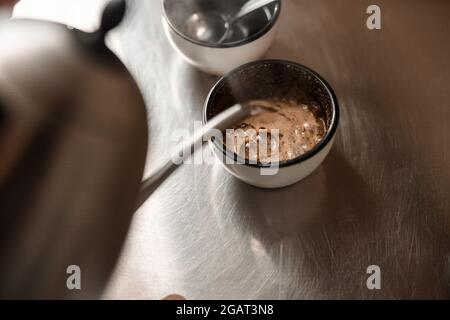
[{"left": 101, "top": 0, "right": 450, "bottom": 299}]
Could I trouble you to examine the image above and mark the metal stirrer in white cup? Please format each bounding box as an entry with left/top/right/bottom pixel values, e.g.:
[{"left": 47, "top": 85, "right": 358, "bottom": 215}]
[
  {"left": 136, "top": 104, "right": 257, "bottom": 208},
  {"left": 184, "top": 0, "right": 277, "bottom": 44}
]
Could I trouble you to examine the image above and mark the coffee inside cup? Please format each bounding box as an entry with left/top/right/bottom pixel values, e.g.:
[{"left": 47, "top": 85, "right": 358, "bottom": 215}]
[{"left": 224, "top": 99, "right": 326, "bottom": 164}]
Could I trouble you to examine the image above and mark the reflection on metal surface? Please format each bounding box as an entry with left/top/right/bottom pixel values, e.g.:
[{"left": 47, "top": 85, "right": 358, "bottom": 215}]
[{"left": 105, "top": 0, "right": 450, "bottom": 299}]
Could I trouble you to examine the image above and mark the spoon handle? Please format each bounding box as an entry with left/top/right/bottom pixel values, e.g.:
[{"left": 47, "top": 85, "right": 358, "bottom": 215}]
[
  {"left": 235, "top": 0, "right": 277, "bottom": 21},
  {"left": 136, "top": 104, "right": 250, "bottom": 209}
]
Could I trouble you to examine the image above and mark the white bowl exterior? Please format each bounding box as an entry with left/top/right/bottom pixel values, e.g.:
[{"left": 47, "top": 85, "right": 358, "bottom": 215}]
[
  {"left": 210, "top": 135, "right": 336, "bottom": 189},
  {"left": 162, "top": 17, "right": 279, "bottom": 75}
]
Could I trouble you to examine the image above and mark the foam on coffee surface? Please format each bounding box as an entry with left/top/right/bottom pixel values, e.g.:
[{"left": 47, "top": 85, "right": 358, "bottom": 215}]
[{"left": 226, "top": 100, "right": 326, "bottom": 163}]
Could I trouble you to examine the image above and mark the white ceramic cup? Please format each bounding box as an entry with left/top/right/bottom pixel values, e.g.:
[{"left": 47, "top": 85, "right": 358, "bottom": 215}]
[
  {"left": 162, "top": 0, "right": 281, "bottom": 76},
  {"left": 204, "top": 60, "right": 340, "bottom": 189}
]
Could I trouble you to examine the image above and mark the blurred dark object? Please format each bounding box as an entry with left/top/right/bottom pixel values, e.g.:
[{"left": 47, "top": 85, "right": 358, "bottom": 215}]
[
  {"left": 0, "top": 0, "right": 16, "bottom": 20},
  {"left": 0, "top": 0, "right": 17, "bottom": 8},
  {"left": 0, "top": 0, "right": 148, "bottom": 299}
]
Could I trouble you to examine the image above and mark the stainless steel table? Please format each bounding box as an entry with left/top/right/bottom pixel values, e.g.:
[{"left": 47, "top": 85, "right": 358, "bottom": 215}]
[{"left": 102, "top": 0, "right": 450, "bottom": 299}]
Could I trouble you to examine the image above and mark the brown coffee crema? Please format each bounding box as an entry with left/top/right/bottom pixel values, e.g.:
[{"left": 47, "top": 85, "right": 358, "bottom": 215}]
[{"left": 225, "top": 100, "right": 326, "bottom": 163}]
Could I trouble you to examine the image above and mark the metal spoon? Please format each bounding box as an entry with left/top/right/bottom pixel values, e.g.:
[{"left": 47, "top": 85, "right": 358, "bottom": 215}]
[
  {"left": 136, "top": 104, "right": 254, "bottom": 208},
  {"left": 219, "top": 0, "right": 278, "bottom": 43},
  {"left": 184, "top": 0, "right": 277, "bottom": 44}
]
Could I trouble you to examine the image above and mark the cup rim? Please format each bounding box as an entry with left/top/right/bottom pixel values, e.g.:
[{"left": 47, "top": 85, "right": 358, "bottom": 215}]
[
  {"left": 161, "top": 0, "right": 282, "bottom": 49},
  {"left": 203, "top": 59, "right": 340, "bottom": 168}
]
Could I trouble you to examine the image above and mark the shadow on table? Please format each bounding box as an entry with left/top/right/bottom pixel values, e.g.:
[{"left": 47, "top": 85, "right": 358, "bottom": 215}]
[
  {"left": 226, "top": 148, "right": 384, "bottom": 299},
  {"left": 227, "top": 144, "right": 450, "bottom": 299}
]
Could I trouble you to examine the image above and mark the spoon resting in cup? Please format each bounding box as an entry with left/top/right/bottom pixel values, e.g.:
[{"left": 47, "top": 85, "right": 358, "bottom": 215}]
[
  {"left": 136, "top": 103, "right": 262, "bottom": 208},
  {"left": 184, "top": 0, "right": 277, "bottom": 44}
]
